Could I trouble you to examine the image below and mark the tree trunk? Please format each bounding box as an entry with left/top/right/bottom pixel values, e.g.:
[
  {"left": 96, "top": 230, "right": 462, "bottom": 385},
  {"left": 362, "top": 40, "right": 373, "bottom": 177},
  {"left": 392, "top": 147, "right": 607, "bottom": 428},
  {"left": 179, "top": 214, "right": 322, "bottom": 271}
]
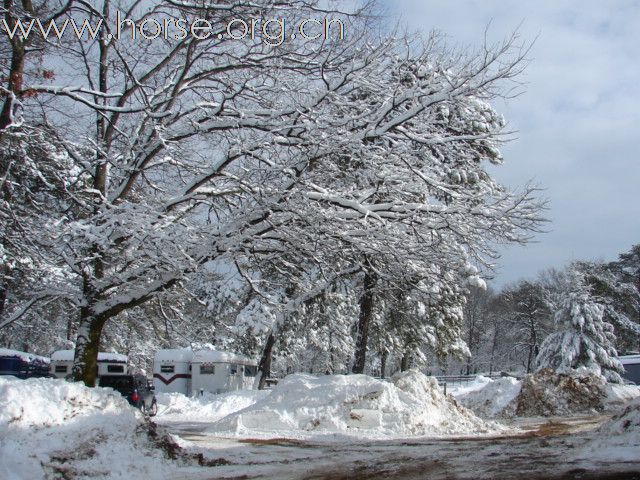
[
  {"left": 72, "top": 272, "right": 108, "bottom": 386},
  {"left": 526, "top": 318, "right": 538, "bottom": 373},
  {"left": 72, "top": 0, "right": 112, "bottom": 387},
  {"left": 0, "top": 1, "right": 27, "bottom": 134},
  {"left": 400, "top": 352, "right": 411, "bottom": 372},
  {"left": 0, "top": 269, "right": 7, "bottom": 320},
  {"left": 257, "top": 331, "right": 276, "bottom": 390},
  {"left": 66, "top": 315, "right": 75, "bottom": 341},
  {"left": 380, "top": 349, "right": 388, "bottom": 379},
  {"left": 72, "top": 309, "right": 107, "bottom": 387},
  {"left": 352, "top": 266, "right": 376, "bottom": 374},
  {"left": 526, "top": 339, "right": 538, "bottom": 373}
]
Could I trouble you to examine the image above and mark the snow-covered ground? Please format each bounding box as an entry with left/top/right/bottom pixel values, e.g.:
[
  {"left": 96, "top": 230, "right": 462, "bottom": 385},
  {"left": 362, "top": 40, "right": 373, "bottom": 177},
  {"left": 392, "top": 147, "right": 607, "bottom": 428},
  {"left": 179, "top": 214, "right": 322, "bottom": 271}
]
[{"left": 2, "top": 372, "right": 640, "bottom": 479}]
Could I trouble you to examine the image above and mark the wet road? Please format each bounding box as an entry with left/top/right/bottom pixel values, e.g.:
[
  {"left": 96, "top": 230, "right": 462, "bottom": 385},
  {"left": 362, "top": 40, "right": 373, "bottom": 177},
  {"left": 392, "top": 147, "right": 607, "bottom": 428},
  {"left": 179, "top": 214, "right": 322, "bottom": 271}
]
[{"left": 162, "top": 415, "right": 640, "bottom": 480}]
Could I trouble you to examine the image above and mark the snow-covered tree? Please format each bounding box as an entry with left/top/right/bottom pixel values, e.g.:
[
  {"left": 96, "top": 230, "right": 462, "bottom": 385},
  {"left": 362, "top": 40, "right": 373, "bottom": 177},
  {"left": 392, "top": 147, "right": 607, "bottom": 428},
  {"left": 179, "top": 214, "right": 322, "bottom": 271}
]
[
  {"left": 0, "top": 0, "right": 545, "bottom": 388},
  {"left": 499, "top": 280, "right": 554, "bottom": 373},
  {"left": 461, "top": 284, "right": 494, "bottom": 374},
  {"left": 536, "top": 267, "right": 624, "bottom": 383},
  {"left": 575, "top": 253, "right": 640, "bottom": 354}
]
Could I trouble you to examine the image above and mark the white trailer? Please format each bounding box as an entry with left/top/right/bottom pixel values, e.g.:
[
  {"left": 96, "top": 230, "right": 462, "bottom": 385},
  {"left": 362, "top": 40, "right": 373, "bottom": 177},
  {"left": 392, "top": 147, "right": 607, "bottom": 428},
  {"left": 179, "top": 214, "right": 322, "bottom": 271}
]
[
  {"left": 152, "top": 349, "right": 194, "bottom": 395},
  {"left": 190, "top": 349, "right": 257, "bottom": 396},
  {"left": 50, "top": 350, "right": 128, "bottom": 378}
]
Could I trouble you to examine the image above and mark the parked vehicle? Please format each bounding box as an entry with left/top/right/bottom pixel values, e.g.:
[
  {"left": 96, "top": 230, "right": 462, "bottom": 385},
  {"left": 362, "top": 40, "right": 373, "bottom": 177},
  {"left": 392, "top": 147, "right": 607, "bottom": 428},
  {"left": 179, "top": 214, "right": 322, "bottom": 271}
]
[
  {"left": 50, "top": 349, "right": 128, "bottom": 379},
  {"left": 99, "top": 374, "right": 157, "bottom": 416},
  {"left": 0, "top": 348, "right": 50, "bottom": 379},
  {"left": 619, "top": 354, "right": 640, "bottom": 384}
]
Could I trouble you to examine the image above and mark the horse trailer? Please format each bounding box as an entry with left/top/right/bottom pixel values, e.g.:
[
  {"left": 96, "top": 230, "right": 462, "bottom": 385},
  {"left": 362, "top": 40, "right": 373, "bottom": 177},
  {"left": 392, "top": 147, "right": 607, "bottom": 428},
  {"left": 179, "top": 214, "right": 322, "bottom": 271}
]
[
  {"left": 152, "top": 349, "right": 194, "bottom": 395},
  {"left": 190, "top": 349, "right": 257, "bottom": 396},
  {"left": 50, "top": 349, "right": 129, "bottom": 379}
]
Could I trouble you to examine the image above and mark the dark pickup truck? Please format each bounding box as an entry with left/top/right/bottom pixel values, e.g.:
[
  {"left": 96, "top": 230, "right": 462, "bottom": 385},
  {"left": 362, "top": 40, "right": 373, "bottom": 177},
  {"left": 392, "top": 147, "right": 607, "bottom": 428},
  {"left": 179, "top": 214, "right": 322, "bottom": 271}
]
[{"left": 99, "top": 374, "right": 158, "bottom": 416}]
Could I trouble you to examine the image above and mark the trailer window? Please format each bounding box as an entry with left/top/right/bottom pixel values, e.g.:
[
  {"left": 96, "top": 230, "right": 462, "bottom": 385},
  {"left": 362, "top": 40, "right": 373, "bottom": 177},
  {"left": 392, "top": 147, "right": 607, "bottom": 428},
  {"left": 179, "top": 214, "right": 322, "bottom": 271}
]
[
  {"left": 244, "top": 365, "right": 257, "bottom": 377},
  {"left": 230, "top": 364, "right": 238, "bottom": 375},
  {"left": 54, "top": 365, "right": 68, "bottom": 373},
  {"left": 160, "top": 365, "right": 175, "bottom": 373},
  {"left": 200, "top": 364, "right": 215, "bottom": 375},
  {"left": 107, "top": 364, "right": 125, "bottom": 373}
]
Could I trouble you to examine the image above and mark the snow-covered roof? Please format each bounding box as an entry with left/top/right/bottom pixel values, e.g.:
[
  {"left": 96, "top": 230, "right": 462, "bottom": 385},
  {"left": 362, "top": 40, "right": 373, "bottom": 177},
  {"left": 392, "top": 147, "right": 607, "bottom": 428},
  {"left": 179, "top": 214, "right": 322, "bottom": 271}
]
[
  {"left": 154, "top": 348, "right": 194, "bottom": 362},
  {"left": 50, "top": 350, "right": 127, "bottom": 363},
  {"left": 0, "top": 348, "right": 50, "bottom": 364},
  {"left": 191, "top": 349, "right": 255, "bottom": 365},
  {"left": 619, "top": 354, "right": 640, "bottom": 365}
]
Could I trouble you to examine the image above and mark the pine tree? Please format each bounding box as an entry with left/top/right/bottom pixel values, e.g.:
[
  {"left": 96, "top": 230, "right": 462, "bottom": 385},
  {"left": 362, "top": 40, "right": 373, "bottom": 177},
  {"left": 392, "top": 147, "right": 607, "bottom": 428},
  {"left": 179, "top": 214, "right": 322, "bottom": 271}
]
[{"left": 536, "top": 267, "right": 624, "bottom": 383}]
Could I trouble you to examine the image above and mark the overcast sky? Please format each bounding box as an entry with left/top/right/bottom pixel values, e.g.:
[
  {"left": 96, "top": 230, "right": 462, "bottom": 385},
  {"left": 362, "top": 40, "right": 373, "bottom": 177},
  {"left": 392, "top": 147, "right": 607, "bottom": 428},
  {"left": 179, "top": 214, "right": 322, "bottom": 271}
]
[{"left": 381, "top": 0, "right": 640, "bottom": 287}]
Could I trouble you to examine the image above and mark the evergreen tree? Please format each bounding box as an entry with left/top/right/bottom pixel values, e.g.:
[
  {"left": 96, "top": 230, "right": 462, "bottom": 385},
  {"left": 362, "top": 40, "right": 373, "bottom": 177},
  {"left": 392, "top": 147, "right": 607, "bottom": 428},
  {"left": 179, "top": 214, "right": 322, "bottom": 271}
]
[{"left": 536, "top": 267, "right": 624, "bottom": 383}]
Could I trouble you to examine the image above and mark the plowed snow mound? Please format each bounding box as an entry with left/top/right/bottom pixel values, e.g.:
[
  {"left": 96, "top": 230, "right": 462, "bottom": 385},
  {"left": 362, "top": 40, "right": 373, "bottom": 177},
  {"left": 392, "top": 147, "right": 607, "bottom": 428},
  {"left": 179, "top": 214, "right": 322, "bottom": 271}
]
[
  {"left": 604, "top": 383, "right": 640, "bottom": 407},
  {"left": 206, "top": 370, "right": 503, "bottom": 438},
  {"left": 581, "top": 398, "right": 640, "bottom": 463},
  {"left": 600, "top": 398, "right": 640, "bottom": 435},
  {"left": 511, "top": 369, "right": 606, "bottom": 416},
  {"left": 456, "top": 377, "right": 522, "bottom": 418},
  {"left": 0, "top": 376, "right": 182, "bottom": 479}
]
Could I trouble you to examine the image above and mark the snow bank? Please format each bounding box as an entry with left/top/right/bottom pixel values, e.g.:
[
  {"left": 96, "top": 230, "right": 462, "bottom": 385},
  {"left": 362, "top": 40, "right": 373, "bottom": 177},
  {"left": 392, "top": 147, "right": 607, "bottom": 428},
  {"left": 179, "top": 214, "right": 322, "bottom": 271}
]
[
  {"left": 604, "top": 383, "right": 640, "bottom": 407},
  {"left": 511, "top": 369, "right": 607, "bottom": 416},
  {"left": 157, "top": 389, "right": 269, "bottom": 423},
  {"left": 206, "top": 370, "right": 502, "bottom": 438},
  {"left": 0, "top": 376, "right": 183, "bottom": 479},
  {"left": 455, "top": 377, "right": 522, "bottom": 418},
  {"left": 581, "top": 398, "right": 640, "bottom": 463}
]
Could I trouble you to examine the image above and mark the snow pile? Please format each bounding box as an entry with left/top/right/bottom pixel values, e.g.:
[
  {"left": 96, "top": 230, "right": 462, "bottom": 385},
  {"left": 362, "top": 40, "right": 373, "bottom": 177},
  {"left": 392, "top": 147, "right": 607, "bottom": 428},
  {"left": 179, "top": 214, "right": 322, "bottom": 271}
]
[
  {"left": 0, "top": 376, "right": 182, "bottom": 479},
  {"left": 581, "top": 398, "right": 640, "bottom": 463},
  {"left": 455, "top": 377, "right": 522, "bottom": 418},
  {"left": 511, "top": 368, "right": 607, "bottom": 416},
  {"left": 207, "top": 370, "right": 501, "bottom": 438},
  {"left": 599, "top": 398, "right": 640, "bottom": 435},
  {"left": 157, "top": 389, "right": 269, "bottom": 423},
  {"left": 604, "top": 383, "right": 640, "bottom": 407}
]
